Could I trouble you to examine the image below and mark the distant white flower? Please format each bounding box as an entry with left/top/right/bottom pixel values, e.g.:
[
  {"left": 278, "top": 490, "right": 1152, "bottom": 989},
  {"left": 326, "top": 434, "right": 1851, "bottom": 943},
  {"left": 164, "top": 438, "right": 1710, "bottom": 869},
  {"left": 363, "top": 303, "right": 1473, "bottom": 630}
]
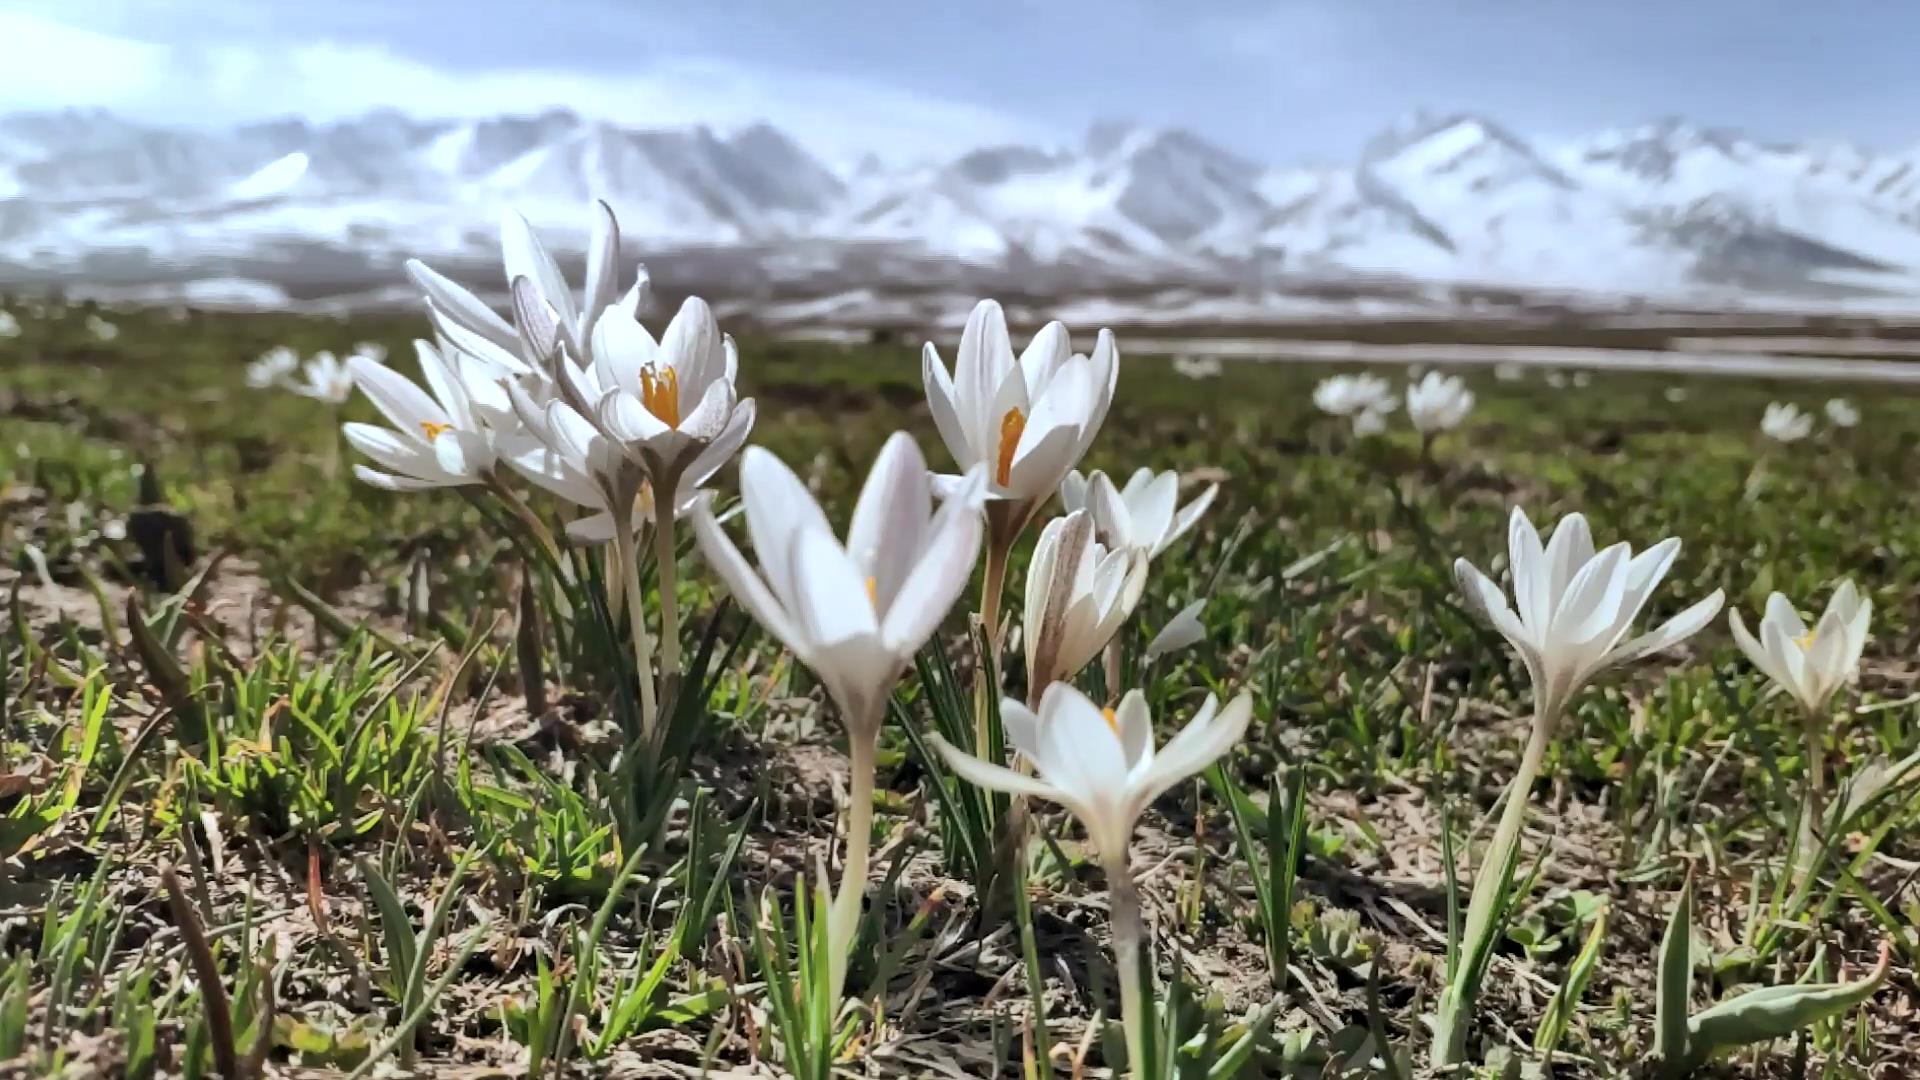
[
  {"left": 1761, "top": 402, "right": 1813, "bottom": 443},
  {"left": 1543, "top": 370, "right": 1567, "bottom": 389},
  {"left": 1730, "top": 582, "right": 1870, "bottom": 717},
  {"left": 922, "top": 299, "right": 1117, "bottom": 506},
  {"left": 1059, "top": 467, "right": 1217, "bottom": 564},
  {"left": 1665, "top": 386, "right": 1689, "bottom": 403},
  {"left": 1351, "top": 406, "right": 1392, "bottom": 437},
  {"left": 1454, "top": 508, "right": 1724, "bottom": 724},
  {"left": 0, "top": 310, "right": 19, "bottom": 339},
  {"left": 1023, "top": 510, "right": 1145, "bottom": 692},
  {"left": 351, "top": 341, "right": 389, "bottom": 365},
  {"left": 1824, "top": 398, "right": 1860, "bottom": 429},
  {"left": 1406, "top": 371, "right": 1475, "bottom": 434},
  {"left": 1172, "top": 354, "right": 1222, "bottom": 380},
  {"left": 931, "top": 684, "right": 1252, "bottom": 862},
  {"left": 1493, "top": 362, "right": 1525, "bottom": 383},
  {"left": 1313, "top": 373, "right": 1394, "bottom": 418},
  {"left": 247, "top": 346, "right": 299, "bottom": 389},
  {"left": 1144, "top": 599, "right": 1207, "bottom": 661},
  {"left": 290, "top": 351, "right": 356, "bottom": 404},
  {"left": 86, "top": 315, "right": 118, "bottom": 341},
  {"left": 343, "top": 342, "right": 502, "bottom": 491},
  {"left": 691, "top": 434, "right": 988, "bottom": 732},
  {"left": 1571, "top": 372, "right": 1591, "bottom": 388}
]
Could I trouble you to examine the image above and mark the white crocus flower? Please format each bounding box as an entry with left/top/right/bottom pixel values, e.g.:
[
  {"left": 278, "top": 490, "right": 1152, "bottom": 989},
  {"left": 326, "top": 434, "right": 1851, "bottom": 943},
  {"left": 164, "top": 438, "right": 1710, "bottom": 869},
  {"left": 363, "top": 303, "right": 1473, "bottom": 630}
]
[
  {"left": 1172, "top": 354, "right": 1222, "bottom": 380},
  {"left": 408, "top": 202, "right": 640, "bottom": 369},
  {"left": 1144, "top": 599, "right": 1207, "bottom": 661},
  {"left": 922, "top": 299, "right": 1117, "bottom": 510},
  {"left": 930, "top": 681, "right": 1251, "bottom": 1073},
  {"left": 0, "top": 310, "right": 20, "bottom": 339},
  {"left": 1824, "top": 398, "right": 1860, "bottom": 429},
  {"left": 1406, "top": 371, "right": 1475, "bottom": 434},
  {"left": 1437, "top": 508, "right": 1723, "bottom": 1063},
  {"left": 583, "top": 294, "right": 756, "bottom": 496},
  {"left": 1312, "top": 373, "right": 1394, "bottom": 417},
  {"left": 1059, "top": 468, "right": 1217, "bottom": 564},
  {"left": 1730, "top": 582, "right": 1870, "bottom": 718},
  {"left": 290, "top": 351, "right": 356, "bottom": 404},
  {"left": 1023, "top": 510, "right": 1146, "bottom": 697},
  {"left": 933, "top": 683, "right": 1251, "bottom": 865},
  {"left": 1761, "top": 402, "right": 1812, "bottom": 443},
  {"left": 342, "top": 344, "right": 499, "bottom": 491},
  {"left": 86, "top": 315, "right": 118, "bottom": 341},
  {"left": 692, "top": 433, "right": 987, "bottom": 1005},
  {"left": 1454, "top": 508, "right": 1724, "bottom": 727},
  {"left": 694, "top": 435, "right": 987, "bottom": 732},
  {"left": 247, "top": 346, "right": 299, "bottom": 389}
]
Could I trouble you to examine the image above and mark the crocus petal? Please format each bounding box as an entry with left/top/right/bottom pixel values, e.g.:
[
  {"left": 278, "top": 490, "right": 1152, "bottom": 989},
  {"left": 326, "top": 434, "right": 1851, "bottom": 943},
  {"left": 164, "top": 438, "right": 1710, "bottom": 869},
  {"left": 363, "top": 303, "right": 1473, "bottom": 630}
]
[
  {"left": 955, "top": 300, "right": 1014, "bottom": 450},
  {"left": 785, "top": 525, "right": 880, "bottom": 648},
  {"left": 1509, "top": 507, "right": 1549, "bottom": 634},
  {"left": 880, "top": 468, "right": 985, "bottom": 654},
  {"left": 1144, "top": 599, "right": 1207, "bottom": 660},
  {"left": 738, "top": 446, "right": 834, "bottom": 609},
  {"left": 1161, "top": 484, "right": 1218, "bottom": 556},
  {"left": 350, "top": 356, "right": 447, "bottom": 435},
  {"left": 688, "top": 496, "right": 806, "bottom": 655},
  {"left": 1730, "top": 608, "right": 1795, "bottom": 692},
  {"left": 922, "top": 344, "right": 977, "bottom": 468},
  {"left": 1136, "top": 693, "right": 1253, "bottom": 808},
  {"left": 407, "top": 258, "right": 520, "bottom": 351},
  {"left": 581, "top": 200, "right": 620, "bottom": 338},
  {"left": 501, "top": 210, "right": 580, "bottom": 349},
  {"left": 1607, "top": 590, "right": 1725, "bottom": 668},
  {"left": 930, "top": 735, "right": 1070, "bottom": 803},
  {"left": 848, "top": 432, "right": 931, "bottom": 606}
]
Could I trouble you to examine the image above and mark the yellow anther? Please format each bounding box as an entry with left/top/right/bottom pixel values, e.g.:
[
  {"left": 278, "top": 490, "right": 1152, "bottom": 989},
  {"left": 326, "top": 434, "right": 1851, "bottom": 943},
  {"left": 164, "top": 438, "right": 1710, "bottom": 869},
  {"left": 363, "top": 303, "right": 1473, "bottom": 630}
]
[
  {"left": 995, "top": 407, "right": 1025, "bottom": 487},
  {"left": 1101, "top": 706, "right": 1118, "bottom": 735},
  {"left": 865, "top": 576, "right": 879, "bottom": 609},
  {"left": 640, "top": 365, "right": 681, "bottom": 426},
  {"left": 419, "top": 420, "right": 452, "bottom": 441},
  {"left": 1796, "top": 630, "right": 1817, "bottom": 650}
]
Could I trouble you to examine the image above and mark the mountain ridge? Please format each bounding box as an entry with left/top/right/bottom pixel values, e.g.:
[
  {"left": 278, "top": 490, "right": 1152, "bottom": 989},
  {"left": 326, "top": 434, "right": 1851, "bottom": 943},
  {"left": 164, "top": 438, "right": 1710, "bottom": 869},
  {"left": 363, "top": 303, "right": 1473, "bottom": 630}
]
[{"left": 6, "top": 106, "right": 1920, "bottom": 307}]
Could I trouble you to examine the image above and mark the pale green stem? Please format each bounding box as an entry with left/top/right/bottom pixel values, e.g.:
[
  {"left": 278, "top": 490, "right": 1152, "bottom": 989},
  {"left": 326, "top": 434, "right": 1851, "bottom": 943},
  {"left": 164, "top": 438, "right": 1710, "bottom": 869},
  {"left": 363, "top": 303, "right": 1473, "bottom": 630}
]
[
  {"left": 828, "top": 724, "right": 878, "bottom": 1004},
  {"left": 611, "top": 508, "right": 658, "bottom": 736},
  {"left": 1433, "top": 705, "right": 1555, "bottom": 1066},
  {"left": 1798, "top": 705, "right": 1827, "bottom": 874},
  {"left": 652, "top": 476, "right": 682, "bottom": 696},
  {"left": 489, "top": 477, "right": 564, "bottom": 572},
  {"left": 1104, "top": 851, "right": 1149, "bottom": 1078}
]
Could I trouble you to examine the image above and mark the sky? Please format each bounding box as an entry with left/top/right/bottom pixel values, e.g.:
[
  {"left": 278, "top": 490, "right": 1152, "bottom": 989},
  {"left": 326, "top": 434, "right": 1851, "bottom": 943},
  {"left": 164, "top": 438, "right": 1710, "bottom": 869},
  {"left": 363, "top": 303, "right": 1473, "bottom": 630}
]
[{"left": 2, "top": 0, "right": 1918, "bottom": 166}]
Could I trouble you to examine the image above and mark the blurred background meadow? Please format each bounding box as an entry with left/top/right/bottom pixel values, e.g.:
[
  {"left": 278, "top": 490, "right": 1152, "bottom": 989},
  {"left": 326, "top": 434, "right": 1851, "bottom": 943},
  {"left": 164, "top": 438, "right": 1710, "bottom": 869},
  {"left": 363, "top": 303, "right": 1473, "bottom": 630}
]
[{"left": 5, "top": 3, "right": 1920, "bottom": 1077}]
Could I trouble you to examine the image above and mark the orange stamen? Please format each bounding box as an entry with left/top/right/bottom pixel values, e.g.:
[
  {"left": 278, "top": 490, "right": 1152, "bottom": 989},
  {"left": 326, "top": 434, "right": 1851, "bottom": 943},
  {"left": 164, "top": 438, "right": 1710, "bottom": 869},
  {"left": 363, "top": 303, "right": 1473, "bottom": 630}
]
[
  {"left": 419, "top": 420, "right": 452, "bottom": 441},
  {"left": 1101, "top": 707, "right": 1119, "bottom": 735},
  {"left": 995, "top": 407, "right": 1026, "bottom": 487},
  {"left": 640, "top": 365, "right": 681, "bottom": 426},
  {"left": 865, "top": 576, "right": 879, "bottom": 610}
]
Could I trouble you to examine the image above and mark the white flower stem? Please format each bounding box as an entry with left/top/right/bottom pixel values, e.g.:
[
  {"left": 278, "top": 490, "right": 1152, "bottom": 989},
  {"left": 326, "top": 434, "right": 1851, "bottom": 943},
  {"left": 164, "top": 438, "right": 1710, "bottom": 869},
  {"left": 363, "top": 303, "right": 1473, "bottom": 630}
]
[
  {"left": 1434, "top": 704, "right": 1555, "bottom": 1066},
  {"left": 1103, "top": 851, "right": 1150, "bottom": 1077},
  {"left": 1798, "top": 706, "right": 1827, "bottom": 873},
  {"left": 652, "top": 475, "right": 682, "bottom": 697},
  {"left": 828, "top": 723, "right": 878, "bottom": 1005},
  {"left": 611, "top": 507, "right": 658, "bottom": 736}
]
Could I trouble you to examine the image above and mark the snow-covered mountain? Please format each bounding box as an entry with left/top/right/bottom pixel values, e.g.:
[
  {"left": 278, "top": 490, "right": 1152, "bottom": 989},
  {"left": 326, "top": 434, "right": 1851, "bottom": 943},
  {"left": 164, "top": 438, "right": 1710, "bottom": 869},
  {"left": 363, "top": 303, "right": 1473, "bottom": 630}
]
[{"left": 8, "top": 106, "right": 1920, "bottom": 309}]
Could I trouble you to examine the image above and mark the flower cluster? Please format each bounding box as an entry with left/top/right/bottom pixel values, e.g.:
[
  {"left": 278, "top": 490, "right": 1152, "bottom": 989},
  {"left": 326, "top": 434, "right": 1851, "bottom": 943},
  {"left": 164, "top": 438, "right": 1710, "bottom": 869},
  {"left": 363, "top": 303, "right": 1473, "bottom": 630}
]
[{"left": 1314, "top": 368, "right": 1476, "bottom": 439}]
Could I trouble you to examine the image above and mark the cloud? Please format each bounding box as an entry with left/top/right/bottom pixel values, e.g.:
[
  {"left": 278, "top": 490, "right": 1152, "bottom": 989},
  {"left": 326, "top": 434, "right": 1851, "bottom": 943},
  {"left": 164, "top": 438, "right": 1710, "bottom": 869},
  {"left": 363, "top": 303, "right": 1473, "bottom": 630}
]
[{"left": 0, "top": 10, "right": 1039, "bottom": 165}]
